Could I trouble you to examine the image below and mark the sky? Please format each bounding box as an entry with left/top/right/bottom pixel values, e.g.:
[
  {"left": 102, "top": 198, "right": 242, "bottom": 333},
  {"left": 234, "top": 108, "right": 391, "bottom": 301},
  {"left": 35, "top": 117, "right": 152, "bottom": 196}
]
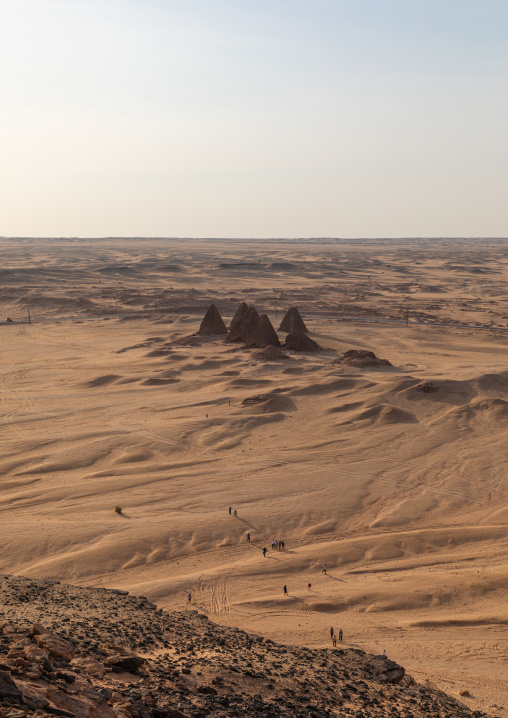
[{"left": 1, "top": 0, "right": 507, "bottom": 238}]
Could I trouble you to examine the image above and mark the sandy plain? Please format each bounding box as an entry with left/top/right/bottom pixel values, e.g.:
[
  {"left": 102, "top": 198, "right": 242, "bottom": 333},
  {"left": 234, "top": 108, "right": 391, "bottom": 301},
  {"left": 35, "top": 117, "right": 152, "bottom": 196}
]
[{"left": 0, "top": 237, "right": 507, "bottom": 716}]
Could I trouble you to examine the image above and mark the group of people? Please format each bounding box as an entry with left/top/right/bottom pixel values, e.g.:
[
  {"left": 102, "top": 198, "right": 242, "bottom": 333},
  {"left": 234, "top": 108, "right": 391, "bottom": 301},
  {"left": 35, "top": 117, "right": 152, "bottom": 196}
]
[
  {"left": 228, "top": 506, "right": 238, "bottom": 517},
  {"left": 329, "top": 626, "right": 343, "bottom": 646},
  {"left": 271, "top": 538, "right": 285, "bottom": 550}
]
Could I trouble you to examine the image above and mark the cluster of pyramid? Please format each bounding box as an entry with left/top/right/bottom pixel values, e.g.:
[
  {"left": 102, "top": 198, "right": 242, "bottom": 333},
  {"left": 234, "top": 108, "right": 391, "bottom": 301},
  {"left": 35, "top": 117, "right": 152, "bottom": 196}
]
[{"left": 198, "top": 302, "right": 320, "bottom": 351}]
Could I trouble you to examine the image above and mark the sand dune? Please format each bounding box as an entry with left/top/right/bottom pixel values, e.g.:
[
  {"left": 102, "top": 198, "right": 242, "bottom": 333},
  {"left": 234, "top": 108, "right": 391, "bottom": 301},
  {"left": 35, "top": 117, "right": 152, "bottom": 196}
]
[{"left": 1, "top": 237, "right": 508, "bottom": 715}]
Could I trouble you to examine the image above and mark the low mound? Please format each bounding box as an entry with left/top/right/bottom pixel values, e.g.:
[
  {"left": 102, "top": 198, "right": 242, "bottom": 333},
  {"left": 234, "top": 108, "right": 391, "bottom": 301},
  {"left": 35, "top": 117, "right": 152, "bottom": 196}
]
[
  {"left": 283, "top": 332, "right": 321, "bottom": 351},
  {"left": 84, "top": 374, "right": 121, "bottom": 387},
  {"left": 198, "top": 304, "right": 227, "bottom": 334},
  {"left": 254, "top": 345, "right": 292, "bottom": 360},
  {"left": 402, "top": 378, "right": 477, "bottom": 405},
  {"left": 338, "top": 350, "right": 392, "bottom": 367},
  {"left": 141, "top": 377, "right": 179, "bottom": 386},
  {"left": 279, "top": 306, "right": 309, "bottom": 333},
  {"left": 340, "top": 404, "right": 417, "bottom": 426},
  {"left": 240, "top": 392, "right": 296, "bottom": 413},
  {"left": 145, "top": 348, "right": 173, "bottom": 357}
]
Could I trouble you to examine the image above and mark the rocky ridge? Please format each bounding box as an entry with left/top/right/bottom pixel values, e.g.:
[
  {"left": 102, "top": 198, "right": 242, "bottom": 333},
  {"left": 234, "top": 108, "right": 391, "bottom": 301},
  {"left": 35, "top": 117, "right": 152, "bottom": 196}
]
[{"left": 0, "top": 576, "right": 488, "bottom": 718}]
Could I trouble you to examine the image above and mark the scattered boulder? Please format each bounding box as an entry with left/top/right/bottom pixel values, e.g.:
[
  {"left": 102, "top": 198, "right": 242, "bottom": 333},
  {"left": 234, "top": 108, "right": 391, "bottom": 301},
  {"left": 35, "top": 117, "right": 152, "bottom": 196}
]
[
  {"left": 376, "top": 658, "right": 405, "bottom": 685},
  {"left": 416, "top": 381, "right": 439, "bottom": 393},
  {"left": 279, "top": 307, "right": 308, "bottom": 333},
  {"left": 283, "top": 333, "right": 321, "bottom": 352},
  {"left": 198, "top": 304, "right": 227, "bottom": 335},
  {"left": 0, "top": 670, "right": 22, "bottom": 699},
  {"left": 241, "top": 394, "right": 272, "bottom": 406},
  {"left": 245, "top": 314, "right": 281, "bottom": 348},
  {"left": 104, "top": 652, "right": 145, "bottom": 674},
  {"left": 254, "top": 346, "right": 292, "bottom": 361},
  {"left": 337, "top": 350, "right": 392, "bottom": 367},
  {"left": 31, "top": 625, "right": 75, "bottom": 662},
  {"left": 228, "top": 304, "right": 260, "bottom": 342}
]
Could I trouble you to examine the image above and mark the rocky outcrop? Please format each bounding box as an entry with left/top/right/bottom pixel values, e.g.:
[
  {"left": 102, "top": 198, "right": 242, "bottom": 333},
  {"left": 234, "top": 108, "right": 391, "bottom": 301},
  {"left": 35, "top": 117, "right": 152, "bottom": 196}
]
[
  {"left": 245, "top": 314, "right": 280, "bottom": 348},
  {"left": 0, "top": 575, "right": 485, "bottom": 718},
  {"left": 197, "top": 304, "right": 227, "bottom": 334},
  {"left": 337, "top": 349, "right": 392, "bottom": 367},
  {"left": 283, "top": 332, "right": 321, "bottom": 352},
  {"left": 279, "top": 307, "right": 308, "bottom": 333},
  {"left": 31, "top": 625, "right": 75, "bottom": 662}
]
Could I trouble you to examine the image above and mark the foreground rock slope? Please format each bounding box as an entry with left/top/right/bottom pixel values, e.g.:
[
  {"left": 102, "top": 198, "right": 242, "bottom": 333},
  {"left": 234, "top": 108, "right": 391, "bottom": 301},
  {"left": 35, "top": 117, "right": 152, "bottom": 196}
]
[{"left": 0, "top": 576, "right": 486, "bottom": 718}]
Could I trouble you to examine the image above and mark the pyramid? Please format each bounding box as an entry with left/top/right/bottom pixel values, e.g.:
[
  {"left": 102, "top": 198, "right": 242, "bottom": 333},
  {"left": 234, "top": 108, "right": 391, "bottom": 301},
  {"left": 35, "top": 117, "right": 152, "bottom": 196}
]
[
  {"left": 245, "top": 314, "right": 281, "bottom": 348},
  {"left": 198, "top": 304, "right": 227, "bottom": 334},
  {"left": 228, "top": 304, "right": 260, "bottom": 342},
  {"left": 229, "top": 301, "right": 249, "bottom": 331},
  {"left": 279, "top": 306, "right": 308, "bottom": 333},
  {"left": 283, "top": 332, "right": 320, "bottom": 352}
]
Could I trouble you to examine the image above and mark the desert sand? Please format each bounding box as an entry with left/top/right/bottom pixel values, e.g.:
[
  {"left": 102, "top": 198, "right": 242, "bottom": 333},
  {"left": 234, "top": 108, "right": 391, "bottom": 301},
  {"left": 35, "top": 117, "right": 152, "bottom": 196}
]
[{"left": 1, "top": 237, "right": 507, "bottom": 716}]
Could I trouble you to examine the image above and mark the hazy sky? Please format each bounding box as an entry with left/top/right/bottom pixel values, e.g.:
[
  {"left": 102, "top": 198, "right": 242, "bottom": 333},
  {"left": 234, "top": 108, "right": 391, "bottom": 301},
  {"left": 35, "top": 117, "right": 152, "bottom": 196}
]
[{"left": 1, "top": 0, "right": 507, "bottom": 237}]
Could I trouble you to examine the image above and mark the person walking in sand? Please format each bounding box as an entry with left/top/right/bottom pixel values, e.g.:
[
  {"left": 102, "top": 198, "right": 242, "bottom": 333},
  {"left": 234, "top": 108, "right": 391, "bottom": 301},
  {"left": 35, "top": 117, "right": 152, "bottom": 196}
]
[
  {"left": 322, "top": 563, "right": 327, "bottom": 574},
  {"left": 262, "top": 547, "right": 267, "bottom": 557},
  {"left": 283, "top": 585, "right": 288, "bottom": 596},
  {"left": 332, "top": 635, "right": 337, "bottom": 647},
  {"left": 229, "top": 506, "right": 232, "bottom": 515},
  {"left": 187, "top": 592, "right": 191, "bottom": 603},
  {"left": 308, "top": 582, "right": 312, "bottom": 591},
  {"left": 338, "top": 628, "right": 343, "bottom": 642},
  {"left": 247, "top": 532, "right": 250, "bottom": 542},
  {"left": 234, "top": 509, "right": 237, "bottom": 517},
  {"left": 330, "top": 626, "right": 334, "bottom": 640}
]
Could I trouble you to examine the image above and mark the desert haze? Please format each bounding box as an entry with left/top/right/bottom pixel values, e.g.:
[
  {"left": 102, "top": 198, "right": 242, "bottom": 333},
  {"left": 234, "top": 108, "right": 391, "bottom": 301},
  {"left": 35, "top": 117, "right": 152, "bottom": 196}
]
[{"left": 1, "top": 237, "right": 507, "bottom": 716}]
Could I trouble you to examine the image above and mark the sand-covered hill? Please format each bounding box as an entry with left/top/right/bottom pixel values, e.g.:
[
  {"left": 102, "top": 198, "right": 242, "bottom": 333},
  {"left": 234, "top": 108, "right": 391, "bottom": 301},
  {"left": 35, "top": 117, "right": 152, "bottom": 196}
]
[
  {"left": 1, "top": 238, "right": 507, "bottom": 716},
  {"left": 0, "top": 575, "right": 488, "bottom": 718}
]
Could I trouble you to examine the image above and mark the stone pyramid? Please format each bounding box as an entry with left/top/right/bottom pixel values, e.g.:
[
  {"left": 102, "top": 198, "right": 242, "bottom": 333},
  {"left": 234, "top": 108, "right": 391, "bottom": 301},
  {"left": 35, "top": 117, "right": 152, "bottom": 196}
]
[
  {"left": 245, "top": 314, "right": 281, "bottom": 348},
  {"left": 198, "top": 304, "right": 227, "bottom": 334},
  {"left": 279, "top": 306, "right": 308, "bottom": 333},
  {"left": 229, "top": 301, "right": 249, "bottom": 331},
  {"left": 228, "top": 304, "right": 260, "bottom": 342}
]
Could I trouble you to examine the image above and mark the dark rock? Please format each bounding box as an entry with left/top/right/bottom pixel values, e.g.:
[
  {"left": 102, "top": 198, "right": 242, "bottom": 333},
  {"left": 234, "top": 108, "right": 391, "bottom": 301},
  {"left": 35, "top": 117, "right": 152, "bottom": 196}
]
[
  {"left": 0, "top": 670, "right": 22, "bottom": 699},
  {"left": 104, "top": 653, "right": 145, "bottom": 674}
]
